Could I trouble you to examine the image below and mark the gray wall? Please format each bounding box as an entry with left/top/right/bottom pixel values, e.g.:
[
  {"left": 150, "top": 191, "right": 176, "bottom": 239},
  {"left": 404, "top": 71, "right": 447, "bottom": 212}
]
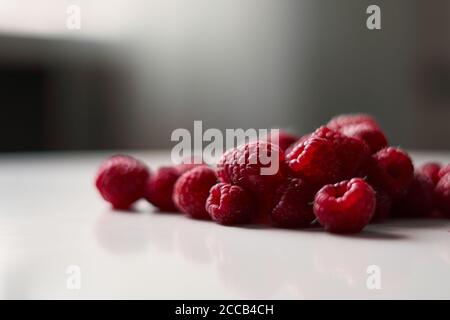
[{"left": 1, "top": 0, "right": 449, "bottom": 151}]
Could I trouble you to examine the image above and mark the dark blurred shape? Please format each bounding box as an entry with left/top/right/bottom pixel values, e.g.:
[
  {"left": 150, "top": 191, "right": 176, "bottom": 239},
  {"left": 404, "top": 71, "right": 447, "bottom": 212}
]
[
  {"left": 0, "top": 65, "right": 46, "bottom": 151},
  {"left": 421, "top": 62, "right": 450, "bottom": 104},
  {"left": 0, "top": 35, "right": 129, "bottom": 152}
]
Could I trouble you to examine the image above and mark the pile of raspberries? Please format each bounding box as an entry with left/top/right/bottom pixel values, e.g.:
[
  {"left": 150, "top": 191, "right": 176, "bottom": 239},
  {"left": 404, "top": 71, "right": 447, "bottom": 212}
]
[{"left": 95, "top": 114, "right": 450, "bottom": 234}]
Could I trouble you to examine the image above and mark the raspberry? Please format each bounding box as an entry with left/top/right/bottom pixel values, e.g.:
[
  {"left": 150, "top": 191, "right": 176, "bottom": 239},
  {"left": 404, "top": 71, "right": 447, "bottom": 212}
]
[
  {"left": 145, "top": 166, "right": 180, "bottom": 211},
  {"left": 176, "top": 163, "right": 202, "bottom": 174},
  {"left": 95, "top": 155, "right": 150, "bottom": 210},
  {"left": 286, "top": 136, "right": 339, "bottom": 186},
  {"left": 270, "top": 178, "right": 315, "bottom": 228},
  {"left": 371, "top": 189, "right": 392, "bottom": 222},
  {"left": 366, "top": 147, "right": 414, "bottom": 199},
  {"left": 435, "top": 173, "right": 450, "bottom": 217},
  {"left": 253, "top": 197, "right": 275, "bottom": 225},
  {"left": 145, "top": 163, "right": 201, "bottom": 212},
  {"left": 393, "top": 172, "right": 434, "bottom": 217},
  {"left": 286, "top": 126, "right": 369, "bottom": 186},
  {"left": 265, "top": 129, "right": 299, "bottom": 152},
  {"left": 438, "top": 164, "right": 450, "bottom": 181},
  {"left": 340, "top": 123, "right": 388, "bottom": 154},
  {"left": 313, "top": 178, "right": 376, "bottom": 233},
  {"left": 327, "top": 113, "right": 380, "bottom": 131},
  {"left": 419, "top": 162, "right": 441, "bottom": 185},
  {"left": 173, "top": 165, "right": 217, "bottom": 219},
  {"left": 285, "top": 133, "right": 311, "bottom": 155},
  {"left": 145, "top": 167, "right": 179, "bottom": 212},
  {"left": 206, "top": 183, "right": 254, "bottom": 225},
  {"left": 217, "top": 141, "right": 285, "bottom": 195},
  {"left": 312, "top": 126, "right": 370, "bottom": 180}
]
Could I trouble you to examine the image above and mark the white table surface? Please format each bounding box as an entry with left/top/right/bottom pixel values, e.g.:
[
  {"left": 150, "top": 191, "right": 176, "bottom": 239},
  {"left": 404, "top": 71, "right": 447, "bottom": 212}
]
[{"left": 0, "top": 150, "right": 449, "bottom": 300}]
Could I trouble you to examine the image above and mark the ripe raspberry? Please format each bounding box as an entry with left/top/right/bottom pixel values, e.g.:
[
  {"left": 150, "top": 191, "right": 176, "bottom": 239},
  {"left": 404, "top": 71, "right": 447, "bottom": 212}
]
[
  {"left": 393, "top": 172, "right": 434, "bottom": 217},
  {"left": 286, "top": 126, "right": 369, "bottom": 186},
  {"left": 419, "top": 162, "right": 441, "bottom": 185},
  {"left": 173, "top": 165, "right": 217, "bottom": 219},
  {"left": 327, "top": 113, "right": 380, "bottom": 131},
  {"left": 286, "top": 136, "right": 340, "bottom": 186},
  {"left": 264, "top": 129, "right": 299, "bottom": 152},
  {"left": 270, "top": 178, "right": 315, "bottom": 228},
  {"left": 312, "top": 126, "right": 370, "bottom": 180},
  {"left": 371, "top": 189, "right": 392, "bottom": 223},
  {"left": 145, "top": 163, "right": 201, "bottom": 212},
  {"left": 435, "top": 173, "right": 450, "bottom": 217},
  {"left": 438, "top": 164, "right": 450, "bottom": 181},
  {"left": 145, "top": 166, "right": 179, "bottom": 211},
  {"left": 206, "top": 183, "right": 254, "bottom": 225},
  {"left": 340, "top": 123, "right": 388, "bottom": 154},
  {"left": 145, "top": 167, "right": 179, "bottom": 212},
  {"left": 313, "top": 178, "right": 376, "bottom": 233},
  {"left": 95, "top": 155, "right": 150, "bottom": 210},
  {"left": 366, "top": 147, "right": 414, "bottom": 199},
  {"left": 217, "top": 141, "right": 285, "bottom": 195},
  {"left": 176, "top": 162, "right": 202, "bottom": 174},
  {"left": 285, "top": 132, "right": 311, "bottom": 155},
  {"left": 251, "top": 196, "right": 275, "bottom": 225}
]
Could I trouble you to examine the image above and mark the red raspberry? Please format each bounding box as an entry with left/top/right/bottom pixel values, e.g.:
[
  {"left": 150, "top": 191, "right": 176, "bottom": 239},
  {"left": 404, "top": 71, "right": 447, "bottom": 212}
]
[
  {"left": 205, "top": 183, "right": 254, "bottom": 225},
  {"left": 313, "top": 178, "right": 376, "bottom": 233},
  {"left": 312, "top": 126, "right": 370, "bottom": 180},
  {"left": 217, "top": 141, "right": 285, "bottom": 195},
  {"left": 95, "top": 155, "right": 150, "bottom": 210},
  {"left": 270, "top": 178, "right": 315, "bottom": 228},
  {"left": 419, "top": 162, "right": 441, "bottom": 185},
  {"left": 286, "top": 136, "right": 339, "bottom": 186},
  {"left": 252, "top": 196, "right": 275, "bottom": 225},
  {"left": 366, "top": 147, "right": 414, "bottom": 199},
  {"left": 286, "top": 126, "right": 369, "bottom": 186},
  {"left": 173, "top": 165, "right": 217, "bottom": 219},
  {"left": 145, "top": 164, "right": 201, "bottom": 212},
  {"left": 340, "top": 123, "right": 388, "bottom": 154},
  {"left": 435, "top": 173, "right": 450, "bottom": 217},
  {"left": 327, "top": 113, "right": 380, "bottom": 131},
  {"left": 285, "top": 132, "right": 311, "bottom": 155},
  {"left": 438, "top": 164, "right": 450, "bottom": 181},
  {"left": 393, "top": 172, "right": 434, "bottom": 217},
  {"left": 265, "top": 129, "right": 299, "bottom": 152},
  {"left": 371, "top": 189, "right": 392, "bottom": 222},
  {"left": 176, "top": 162, "right": 202, "bottom": 174},
  {"left": 145, "top": 166, "right": 179, "bottom": 211}
]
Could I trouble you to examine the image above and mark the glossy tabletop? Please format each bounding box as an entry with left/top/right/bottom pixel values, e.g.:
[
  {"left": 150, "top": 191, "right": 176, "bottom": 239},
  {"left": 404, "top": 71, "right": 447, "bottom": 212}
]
[{"left": 0, "top": 151, "right": 449, "bottom": 299}]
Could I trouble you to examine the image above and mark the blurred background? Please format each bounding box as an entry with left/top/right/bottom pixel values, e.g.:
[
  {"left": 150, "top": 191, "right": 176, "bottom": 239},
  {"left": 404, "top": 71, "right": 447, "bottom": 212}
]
[{"left": 0, "top": 0, "right": 449, "bottom": 152}]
